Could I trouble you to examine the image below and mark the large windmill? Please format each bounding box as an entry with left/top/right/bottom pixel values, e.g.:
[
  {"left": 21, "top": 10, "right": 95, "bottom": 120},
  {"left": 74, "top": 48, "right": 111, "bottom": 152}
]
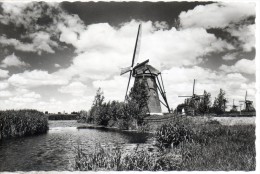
[
  {"left": 120, "top": 24, "right": 170, "bottom": 114},
  {"left": 178, "top": 79, "right": 204, "bottom": 115},
  {"left": 239, "top": 91, "right": 255, "bottom": 112}
]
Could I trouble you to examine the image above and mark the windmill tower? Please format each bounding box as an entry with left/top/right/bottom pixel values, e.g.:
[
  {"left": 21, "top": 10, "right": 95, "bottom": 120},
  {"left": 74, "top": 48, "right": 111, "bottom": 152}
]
[
  {"left": 239, "top": 91, "right": 255, "bottom": 112},
  {"left": 120, "top": 24, "right": 170, "bottom": 114},
  {"left": 178, "top": 79, "right": 203, "bottom": 115}
]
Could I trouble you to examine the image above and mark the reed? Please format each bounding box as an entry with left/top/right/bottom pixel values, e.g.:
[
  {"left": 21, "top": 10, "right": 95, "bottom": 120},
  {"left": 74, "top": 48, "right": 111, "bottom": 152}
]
[{"left": 0, "top": 109, "right": 48, "bottom": 140}]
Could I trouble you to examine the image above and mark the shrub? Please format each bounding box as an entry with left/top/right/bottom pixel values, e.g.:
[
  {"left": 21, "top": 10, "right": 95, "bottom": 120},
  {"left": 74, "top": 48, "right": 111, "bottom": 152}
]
[
  {"left": 77, "top": 110, "right": 88, "bottom": 123},
  {"left": 155, "top": 122, "right": 193, "bottom": 150}
]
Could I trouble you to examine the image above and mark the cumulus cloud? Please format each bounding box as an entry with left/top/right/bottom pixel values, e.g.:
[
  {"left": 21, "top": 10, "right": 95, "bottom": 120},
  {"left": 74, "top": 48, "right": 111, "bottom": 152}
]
[
  {"left": 54, "top": 63, "right": 61, "bottom": 68},
  {"left": 0, "top": 33, "right": 59, "bottom": 55},
  {"left": 179, "top": 2, "right": 255, "bottom": 52},
  {"left": 9, "top": 91, "right": 41, "bottom": 103},
  {"left": 179, "top": 2, "right": 255, "bottom": 29},
  {"left": 8, "top": 70, "right": 68, "bottom": 88},
  {"left": 227, "top": 24, "right": 255, "bottom": 52},
  {"left": 27, "top": 31, "right": 59, "bottom": 54},
  {"left": 55, "top": 20, "right": 233, "bottom": 81},
  {"left": 0, "top": 81, "right": 9, "bottom": 90},
  {"left": 0, "top": 36, "right": 35, "bottom": 52},
  {"left": 0, "top": 90, "right": 13, "bottom": 97},
  {"left": 58, "top": 81, "right": 87, "bottom": 96},
  {"left": 0, "top": 89, "right": 42, "bottom": 110},
  {"left": 219, "top": 59, "right": 255, "bottom": 75},
  {"left": 0, "top": 69, "right": 9, "bottom": 78},
  {"left": 0, "top": 2, "right": 83, "bottom": 54},
  {"left": 1, "top": 53, "right": 28, "bottom": 68},
  {"left": 222, "top": 52, "right": 238, "bottom": 61}
]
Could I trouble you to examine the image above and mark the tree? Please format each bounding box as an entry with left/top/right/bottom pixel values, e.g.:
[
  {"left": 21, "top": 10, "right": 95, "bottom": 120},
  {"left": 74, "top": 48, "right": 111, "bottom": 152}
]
[
  {"left": 95, "top": 102, "right": 111, "bottom": 126},
  {"left": 124, "top": 79, "right": 149, "bottom": 125},
  {"left": 198, "top": 90, "right": 211, "bottom": 115},
  {"left": 88, "top": 88, "right": 105, "bottom": 123},
  {"left": 109, "top": 101, "right": 124, "bottom": 121},
  {"left": 212, "top": 89, "right": 228, "bottom": 115}
]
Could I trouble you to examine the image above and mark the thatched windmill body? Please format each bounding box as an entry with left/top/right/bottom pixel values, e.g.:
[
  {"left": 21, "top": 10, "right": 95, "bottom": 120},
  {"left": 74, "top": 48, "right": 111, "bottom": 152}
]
[{"left": 120, "top": 24, "right": 170, "bottom": 114}]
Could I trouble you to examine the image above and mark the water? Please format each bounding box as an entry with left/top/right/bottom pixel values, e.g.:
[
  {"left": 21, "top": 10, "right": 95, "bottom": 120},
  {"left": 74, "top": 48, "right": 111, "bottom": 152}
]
[{"left": 0, "top": 120, "right": 152, "bottom": 171}]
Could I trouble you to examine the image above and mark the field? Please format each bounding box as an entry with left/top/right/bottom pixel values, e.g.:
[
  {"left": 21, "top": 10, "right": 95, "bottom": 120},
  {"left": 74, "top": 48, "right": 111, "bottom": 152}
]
[
  {"left": 0, "top": 110, "right": 48, "bottom": 140},
  {"left": 75, "top": 116, "right": 255, "bottom": 171},
  {"left": 212, "top": 116, "right": 255, "bottom": 125}
]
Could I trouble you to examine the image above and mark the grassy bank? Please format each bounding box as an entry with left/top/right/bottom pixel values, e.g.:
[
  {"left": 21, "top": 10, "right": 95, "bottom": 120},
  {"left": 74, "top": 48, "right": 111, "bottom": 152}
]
[
  {"left": 0, "top": 110, "right": 48, "bottom": 140},
  {"left": 75, "top": 118, "right": 255, "bottom": 171}
]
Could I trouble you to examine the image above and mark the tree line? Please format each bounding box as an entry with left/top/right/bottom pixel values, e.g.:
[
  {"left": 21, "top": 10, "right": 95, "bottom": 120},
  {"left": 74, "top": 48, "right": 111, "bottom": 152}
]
[{"left": 175, "top": 88, "right": 252, "bottom": 115}]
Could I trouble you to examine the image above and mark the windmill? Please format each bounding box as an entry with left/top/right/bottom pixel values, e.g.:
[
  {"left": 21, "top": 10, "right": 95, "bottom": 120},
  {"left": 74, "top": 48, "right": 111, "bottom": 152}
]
[
  {"left": 227, "top": 99, "right": 238, "bottom": 112},
  {"left": 178, "top": 79, "right": 204, "bottom": 115},
  {"left": 120, "top": 24, "right": 170, "bottom": 114},
  {"left": 239, "top": 91, "right": 254, "bottom": 112}
]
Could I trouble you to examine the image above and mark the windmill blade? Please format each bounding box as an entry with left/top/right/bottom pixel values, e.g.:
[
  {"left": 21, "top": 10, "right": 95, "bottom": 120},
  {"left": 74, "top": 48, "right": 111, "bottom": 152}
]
[
  {"left": 245, "top": 91, "right": 247, "bottom": 101},
  {"left": 125, "top": 70, "right": 133, "bottom": 101},
  {"left": 120, "top": 66, "right": 132, "bottom": 75},
  {"left": 192, "top": 79, "right": 196, "bottom": 96},
  {"left": 131, "top": 24, "right": 142, "bottom": 68},
  {"left": 123, "top": 24, "right": 142, "bottom": 101},
  {"left": 178, "top": 96, "right": 193, "bottom": 97}
]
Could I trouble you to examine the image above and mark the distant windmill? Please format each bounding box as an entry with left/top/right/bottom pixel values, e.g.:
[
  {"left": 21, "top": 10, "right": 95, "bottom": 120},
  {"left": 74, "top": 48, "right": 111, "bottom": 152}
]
[
  {"left": 120, "top": 24, "right": 170, "bottom": 114},
  {"left": 239, "top": 91, "right": 254, "bottom": 112},
  {"left": 227, "top": 99, "right": 238, "bottom": 112},
  {"left": 178, "top": 79, "right": 204, "bottom": 115},
  {"left": 178, "top": 79, "right": 204, "bottom": 101}
]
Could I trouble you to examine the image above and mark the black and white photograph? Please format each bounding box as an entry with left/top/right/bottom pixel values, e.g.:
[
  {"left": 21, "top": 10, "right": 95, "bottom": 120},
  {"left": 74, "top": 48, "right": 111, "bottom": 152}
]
[{"left": 0, "top": 0, "right": 258, "bottom": 172}]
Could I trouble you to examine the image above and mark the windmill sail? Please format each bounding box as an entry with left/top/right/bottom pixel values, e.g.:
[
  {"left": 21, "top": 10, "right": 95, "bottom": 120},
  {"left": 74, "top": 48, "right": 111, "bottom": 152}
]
[
  {"left": 124, "top": 24, "right": 142, "bottom": 100},
  {"left": 120, "top": 66, "right": 132, "bottom": 75},
  {"left": 133, "top": 24, "right": 142, "bottom": 65}
]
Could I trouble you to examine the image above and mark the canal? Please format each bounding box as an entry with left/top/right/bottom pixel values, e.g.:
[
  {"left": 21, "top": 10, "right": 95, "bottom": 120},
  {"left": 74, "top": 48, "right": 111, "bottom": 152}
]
[{"left": 0, "top": 120, "right": 152, "bottom": 171}]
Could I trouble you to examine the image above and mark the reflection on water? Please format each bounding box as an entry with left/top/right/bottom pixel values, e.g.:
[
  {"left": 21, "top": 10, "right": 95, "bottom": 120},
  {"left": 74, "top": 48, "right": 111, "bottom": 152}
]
[{"left": 0, "top": 121, "right": 152, "bottom": 171}]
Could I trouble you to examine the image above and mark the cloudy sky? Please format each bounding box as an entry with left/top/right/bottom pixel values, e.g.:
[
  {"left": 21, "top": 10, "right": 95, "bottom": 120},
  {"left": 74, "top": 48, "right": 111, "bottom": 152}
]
[{"left": 0, "top": 0, "right": 256, "bottom": 113}]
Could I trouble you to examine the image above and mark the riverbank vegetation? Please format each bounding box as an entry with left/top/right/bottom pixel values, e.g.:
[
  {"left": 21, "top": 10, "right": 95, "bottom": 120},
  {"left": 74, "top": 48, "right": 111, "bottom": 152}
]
[
  {"left": 0, "top": 110, "right": 48, "bottom": 140},
  {"left": 75, "top": 117, "right": 255, "bottom": 171},
  {"left": 78, "top": 81, "right": 149, "bottom": 130}
]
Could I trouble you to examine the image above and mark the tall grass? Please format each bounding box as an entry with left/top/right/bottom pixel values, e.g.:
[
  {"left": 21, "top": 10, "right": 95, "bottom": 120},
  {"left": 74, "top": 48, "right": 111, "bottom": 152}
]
[
  {"left": 180, "top": 124, "right": 255, "bottom": 170},
  {"left": 75, "top": 117, "right": 255, "bottom": 171},
  {"left": 0, "top": 110, "right": 48, "bottom": 140},
  {"left": 75, "top": 144, "right": 181, "bottom": 171}
]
